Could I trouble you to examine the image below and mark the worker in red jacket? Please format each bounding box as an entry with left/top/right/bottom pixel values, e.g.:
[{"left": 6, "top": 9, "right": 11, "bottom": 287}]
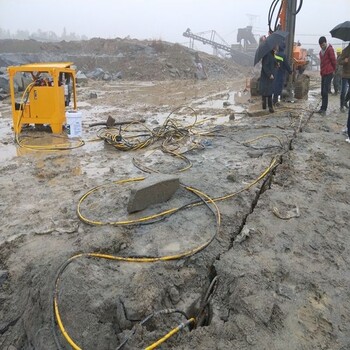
[{"left": 316, "top": 36, "right": 337, "bottom": 115}]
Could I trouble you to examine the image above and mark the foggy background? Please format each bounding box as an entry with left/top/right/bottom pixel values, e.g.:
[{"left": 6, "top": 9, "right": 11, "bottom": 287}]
[{"left": 0, "top": 0, "right": 349, "bottom": 53}]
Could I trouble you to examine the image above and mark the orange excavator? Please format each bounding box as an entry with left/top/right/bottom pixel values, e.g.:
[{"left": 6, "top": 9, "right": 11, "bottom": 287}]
[{"left": 251, "top": 0, "right": 310, "bottom": 99}]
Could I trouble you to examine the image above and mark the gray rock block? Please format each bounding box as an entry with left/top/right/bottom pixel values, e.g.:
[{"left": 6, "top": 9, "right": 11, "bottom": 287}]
[{"left": 127, "top": 174, "right": 180, "bottom": 213}]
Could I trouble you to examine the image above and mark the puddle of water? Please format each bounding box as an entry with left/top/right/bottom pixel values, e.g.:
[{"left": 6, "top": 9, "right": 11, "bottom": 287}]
[
  {"left": 108, "top": 81, "right": 156, "bottom": 88},
  {"left": 0, "top": 104, "right": 11, "bottom": 114},
  {"left": 84, "top": 81, "right": 156, "bottom": 96},
  {"left": 77, "top": 101, "right": 92, "bottom": 108},
  {"left": 83, "top": 105, "right": 121, "bottom": 116},
  {"left": 0, "top": 104, "right": 20, "bottom": 161},
  {"left": 0, "top": 123, "right": 14, "bottom": 139},
  {"left": 80, "top": 151, "right": 135, "bottom": 178},
  {"left": 145, "top": 103, "right": 245, "bottom": 127},
  {"left": 192, "top": 90, "right": 246, "bottom": 112},
  {"left": 307, "top": 89, "right": 318, "bottom": 102},
  {"left": 0, "top": 143, "right": 17, "bottom": 162},
  {"left": 0, "top": 83, "right": 249, "bottom": 164}
]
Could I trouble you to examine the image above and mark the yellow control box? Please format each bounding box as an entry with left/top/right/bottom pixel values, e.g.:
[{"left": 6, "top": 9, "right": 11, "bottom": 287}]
[{"left": 7, "top": 62, "right": 77, "bottom": 134}]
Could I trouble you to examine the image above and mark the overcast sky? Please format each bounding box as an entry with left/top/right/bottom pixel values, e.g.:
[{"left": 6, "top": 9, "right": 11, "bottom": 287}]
[{"left": 0, "top": 0, "right": 349, "bottom": 51}]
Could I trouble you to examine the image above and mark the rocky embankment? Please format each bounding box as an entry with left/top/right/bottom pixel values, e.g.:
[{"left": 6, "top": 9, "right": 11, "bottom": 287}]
[{"left": 0, "top": 38, "right": 248, "bottom": 98}]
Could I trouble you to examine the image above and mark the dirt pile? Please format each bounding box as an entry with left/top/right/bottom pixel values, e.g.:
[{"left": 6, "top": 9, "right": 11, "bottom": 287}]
[{"left": 0, "top": 38, "right": 248, "bottom": 81}]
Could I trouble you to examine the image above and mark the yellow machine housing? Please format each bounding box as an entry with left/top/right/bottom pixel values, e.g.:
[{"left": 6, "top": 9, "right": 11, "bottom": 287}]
[{"left": 7, "top": 62, "right": 77, "bottom": 134}]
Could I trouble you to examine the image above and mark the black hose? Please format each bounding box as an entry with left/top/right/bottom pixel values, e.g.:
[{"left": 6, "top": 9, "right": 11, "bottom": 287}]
[
  {"left": 268, "top": 0, "right": 280, "bottom": 33},
  {"left": 295, "top": 0, "right": 303, "bottom": 15},
  {"left": 89, "top": 119, "right": 145, "bottom": 127},
  {"left": 116, "top": 309, "right": 190, "bottom": 350},
  {"left": 51, "top": 257, "right": 77, "bottom": 350}
]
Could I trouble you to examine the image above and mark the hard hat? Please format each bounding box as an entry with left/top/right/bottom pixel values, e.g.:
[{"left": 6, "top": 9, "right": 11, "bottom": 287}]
[{"left": 336, "top": 48, "right": 342, "bottom": 54}]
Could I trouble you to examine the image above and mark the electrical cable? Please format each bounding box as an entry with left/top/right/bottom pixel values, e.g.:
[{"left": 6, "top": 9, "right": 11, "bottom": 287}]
[
  {"left": 274, "top": 0, "right": 283, "bottom": 32},
  {"left": 69, "top": 126, "right": 280, "bottom": 349},
  {"left": 16, "top": 134, "right": 85, "bottom": 151},
  {"left": 95, "top": 106, "right": 219, "bottom": 167},
  {"left": 242, "top": 133, "right": 286, "bottom": 149},
  {"left": 295, "top": 0, "right": 303, "bottom": 15},
  {"left": 96, "top": 107, "right": 227, "bottom": 179},
  {"left": 132, "top": 149, "right": 192, "bottom": 174},
  {"left": 144, "top": 318, "right": 195, "bottom": 350},
  {"left": 268, "top": 0, "right": 282, "bottom": 34},
  {"left": 268, "top": 0, "right": 303, "bottom": 33},
  {"left": 191, "top": 276, "right": 218, "bottom": 329},
  {"left": 77, "top": 156, "right": 279, "bottom": 227},
  {"left": 53, "top": 183, "right": 221, "bottom": 350},
  {"left": 54, "top": 106, "right": 286, "bottom": 349},
  {"left": 52, "top": 132, "right": 281, "bottom": 349},
  {"left": 116, "top": 309, "right": 191, "bottom": 350}
]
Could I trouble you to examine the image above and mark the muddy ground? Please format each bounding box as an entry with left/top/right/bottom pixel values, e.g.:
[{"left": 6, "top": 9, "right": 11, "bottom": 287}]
[{"left": 1, "top": 61, "right": 350, "bottom": 350}]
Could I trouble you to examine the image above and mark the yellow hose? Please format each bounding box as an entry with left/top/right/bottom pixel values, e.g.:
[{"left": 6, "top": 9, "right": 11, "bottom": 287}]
[
  {"left": 55, "top": 187, "right": 220, "bottom": 350},
  {"left": 54, "top": 298, "right": 82, "bottom": 350},
  {"left": 56, "top": 143, "right": 279, "bottom": 349},
  {"left": 145, "top": 318, "right": 195, "bottom": 350},
  {"left": 243, "top": 133, "right": 284, "bottom": 148},
  {"left": 77, "top": 157, "right": 277, "bottom": 227}
]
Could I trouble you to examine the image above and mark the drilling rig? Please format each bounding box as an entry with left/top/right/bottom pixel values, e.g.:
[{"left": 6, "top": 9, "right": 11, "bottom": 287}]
[{"left": 251, "top": 0, "right": 310, "bottom": 99}]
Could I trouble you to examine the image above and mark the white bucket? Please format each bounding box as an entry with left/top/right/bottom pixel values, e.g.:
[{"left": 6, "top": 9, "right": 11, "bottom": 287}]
[{"left": 66, "top": 111, "right": 82, "bottom": 138}]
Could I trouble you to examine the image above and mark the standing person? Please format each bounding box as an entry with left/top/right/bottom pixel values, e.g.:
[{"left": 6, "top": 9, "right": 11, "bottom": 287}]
[
  {"left": 273, "top": 42, "right": 293, "bottom": 106},
  {"left": 260, "top": 49, "right": 277, "bottom": 113},
  {"left": 316, "top": 36, "right": 336, "bottom": 115},
  {"left": 339, "top": 43, "right": 350, "bottom": 113},
  {"left": 333, "top": 48, "right": 343, "bottom": 95}
]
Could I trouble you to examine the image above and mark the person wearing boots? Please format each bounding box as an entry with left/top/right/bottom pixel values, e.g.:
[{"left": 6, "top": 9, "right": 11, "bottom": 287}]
[{"left": 260, "top": 48, "right": 278, "bottom": 113}]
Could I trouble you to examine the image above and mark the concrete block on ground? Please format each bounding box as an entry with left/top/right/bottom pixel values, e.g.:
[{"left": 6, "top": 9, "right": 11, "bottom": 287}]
[{"left": 127, "top": 174, "right": 180, "bottom": 213}]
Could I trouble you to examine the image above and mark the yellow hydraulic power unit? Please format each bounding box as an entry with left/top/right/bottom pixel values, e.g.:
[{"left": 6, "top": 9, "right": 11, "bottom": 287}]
[{"left": 7, "top": 62, "right": 77, "bottom": 134}]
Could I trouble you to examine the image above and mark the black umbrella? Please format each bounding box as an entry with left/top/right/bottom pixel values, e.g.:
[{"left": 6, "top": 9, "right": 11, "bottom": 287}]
[
  {"left": 254, "top": 30, "right": 289, "bottom": 66},
  {"left": 330, "top": 21, "right": 350, "bottom": 41}
]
